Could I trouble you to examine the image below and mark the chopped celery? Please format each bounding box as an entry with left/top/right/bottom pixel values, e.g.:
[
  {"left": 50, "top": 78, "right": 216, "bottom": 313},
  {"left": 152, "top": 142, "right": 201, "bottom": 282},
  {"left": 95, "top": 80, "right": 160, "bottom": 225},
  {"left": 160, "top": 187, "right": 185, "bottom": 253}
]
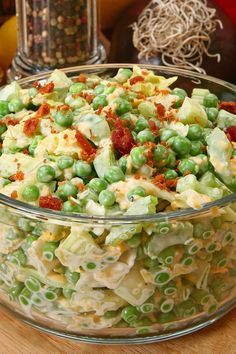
[{"left": 177, "top": 97, "right": 208, "bottom": 127}]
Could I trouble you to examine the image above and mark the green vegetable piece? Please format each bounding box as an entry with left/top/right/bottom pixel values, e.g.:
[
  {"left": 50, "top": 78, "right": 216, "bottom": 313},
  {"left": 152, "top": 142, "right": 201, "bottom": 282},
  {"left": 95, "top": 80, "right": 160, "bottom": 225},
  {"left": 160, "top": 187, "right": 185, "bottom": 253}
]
[
  {"left": 29, "top": 135, "right": 44, "bottom": 156},
  {"left": 217, "top": 109, "right": 236, "bottom": 128},
  {"left": 8, "top": 98, "right": 24, "bottom": 113},
  {"left": 98, "top": 190, "right": 116, "bottom": 207},
  {"left": 57, "top": 182, "right": 78, "bottom": 201},
  {"left": 138, "top": 101, "right": 156, "bottom": 118},
  {"left": 88, "top": 178, "right": 107, "bottom": 193},
  {"left": 8, "top": 282, "right": 24, "bottom": 301},
  {"left": 0, "top": 100, "right": 10, "bottom": 116},
  {"left": 177, "top": 97, "right": 208, "bottom": 127},
  {"left": 160, "top": 128, "right": 177, "bottom": 142},
  {"left": 164, "top": 169, "right": 178, "bottom": 180},
  {"left": 206, "top": 107, "right": 219, "bottom": 122},
  {"left": 121, "top": 306, "right": 140, "bottom": 324},
  {"left": 94, "top": 84, "right": 105, "bottom": 95},
  {"left": 65, "top": 268, "right": 80, "bottom": 284},
  {"left": 126, "top": 196, "right": 158, "bottom": 215},
  {"left": 75, "top": 160, "right": 92, "bottom": 178},
  {"left": 127, "top": 186, "right": 147, "bottom": 200},
  {"left": 190, "top": 141, "right": 204, "bottom": 156},
  {"left": 37, "top": 165, "right": 56, "bottom": 183},
  {"left": 187, "top": 124, "right": 203, "bottom": 140},
  {"left": 171, "top": 136, "right": 191, "bottom": 155},
  {"left": 178, "top": 159, "right": 199, "bottom": 175},
  {"left": 55, "top": 109, "right": 74, "bottom": 127},
  {"left": 63, "top": 200, "right": 82, "bottom": 213},
  {"left": 104, "top": 166, "right": 125, "bottom": 183},
  {"left": 42, "top": 242, "right": 58, "bottom": 261},
  {"left": 22, "top": 185, "right": 40, "bottom": 202},
  {"left": 137, "top": 129, "right": 155, "bottom": 144},
  {"left": 115, "top": 98, "right": 132, "bottom": 116},
  {"left": 203, "top": 93, "right": 219, "bottom": 108},
  {"left": 92, "top": 95, "right": 108, "bottom": 110},
  {"left": 114, "top": 68, "right": 133, "bottom": 83},
  {"left": 130, "top": 146, "right": 147, "bottom": 168},
  {"left": 57, "top": 155, "right": 74, "bottom": 170},
  {"left": 69, "top": 82, "right": 87, "bottom": 94},
  {"left": 134, "top": 117, "right": 149, "bottom": 133}
]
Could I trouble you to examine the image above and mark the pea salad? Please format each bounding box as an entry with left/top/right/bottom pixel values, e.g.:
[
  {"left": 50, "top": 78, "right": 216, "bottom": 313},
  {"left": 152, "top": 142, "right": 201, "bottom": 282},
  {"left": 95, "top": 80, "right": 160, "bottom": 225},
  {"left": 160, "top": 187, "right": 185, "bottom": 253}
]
[{"left": 0, "top": 66, "right": 235, "bottom": 335}]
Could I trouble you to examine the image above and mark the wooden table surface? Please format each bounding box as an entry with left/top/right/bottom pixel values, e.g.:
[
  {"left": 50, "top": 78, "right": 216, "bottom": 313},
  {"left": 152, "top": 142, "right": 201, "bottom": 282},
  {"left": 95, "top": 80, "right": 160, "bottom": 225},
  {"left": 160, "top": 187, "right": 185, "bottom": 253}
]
[{"left": 0, "top": 307, "right": 235, "bottom": 354}]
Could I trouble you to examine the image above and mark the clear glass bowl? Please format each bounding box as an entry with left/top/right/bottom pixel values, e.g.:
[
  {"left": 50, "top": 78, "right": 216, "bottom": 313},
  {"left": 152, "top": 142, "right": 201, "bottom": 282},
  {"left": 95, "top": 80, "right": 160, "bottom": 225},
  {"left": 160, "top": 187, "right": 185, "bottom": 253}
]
[{"left": 0, "top": 64, "right": 236, "bottom": 344}]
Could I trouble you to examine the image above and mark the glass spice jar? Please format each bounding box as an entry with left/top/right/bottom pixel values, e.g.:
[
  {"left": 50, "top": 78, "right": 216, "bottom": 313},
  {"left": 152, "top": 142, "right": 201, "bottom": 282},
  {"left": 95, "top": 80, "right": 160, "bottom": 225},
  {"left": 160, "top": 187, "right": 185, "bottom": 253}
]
[{"left": 8, "top": 0, "right": 106, "bottom": 80}]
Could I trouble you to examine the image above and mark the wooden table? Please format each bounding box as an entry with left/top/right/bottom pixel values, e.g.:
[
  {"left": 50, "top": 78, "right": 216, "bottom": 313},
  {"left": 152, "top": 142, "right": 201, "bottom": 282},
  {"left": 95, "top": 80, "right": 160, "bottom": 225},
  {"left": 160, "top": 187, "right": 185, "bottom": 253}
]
[{"left": 0, "top": 307, "right": 235, "bottom": 354}]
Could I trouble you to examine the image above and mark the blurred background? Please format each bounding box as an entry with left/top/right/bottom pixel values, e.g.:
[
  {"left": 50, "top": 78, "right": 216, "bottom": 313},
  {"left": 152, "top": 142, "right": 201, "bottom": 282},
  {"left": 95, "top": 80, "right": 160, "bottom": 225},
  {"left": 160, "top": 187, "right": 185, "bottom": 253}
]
[{"left": 0, "top": 0, "right": 235, "bottom": 85}]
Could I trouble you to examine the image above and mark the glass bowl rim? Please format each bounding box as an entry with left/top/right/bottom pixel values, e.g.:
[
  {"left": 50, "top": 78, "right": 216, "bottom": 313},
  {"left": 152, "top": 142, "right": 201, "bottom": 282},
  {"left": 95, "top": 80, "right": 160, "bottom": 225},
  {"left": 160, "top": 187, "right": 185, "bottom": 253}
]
[{"left": 0, "top": 63, "right": 235, "bottom": 224}]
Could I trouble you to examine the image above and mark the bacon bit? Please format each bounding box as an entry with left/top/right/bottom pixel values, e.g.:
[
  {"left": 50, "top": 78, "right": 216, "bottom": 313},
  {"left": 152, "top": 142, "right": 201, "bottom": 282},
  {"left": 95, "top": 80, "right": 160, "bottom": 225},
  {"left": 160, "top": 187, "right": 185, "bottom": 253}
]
[
  {"left": 39, "top": 195, "right": 62, "bottom": 211},
  {"left": 96, "top": 105, "right": 103, "bottom": 115},
  {"left": 148, "top": 120, "right": 159, "bottom": 135},
  {"left": 9, "top": 171, "right": 24, "bottom": 181},
  {"left": 22, "top": 149, "right": 29, "bottom": 155},
  {"left": 36, "top": 102, "right": 50, "bottom": 117},
  {"left": 11, "top": 191, "right": 18, "bottom": 199},
  {"left": 57, "top": 104, "right": 70, "bottom": 112},
  {"left": 152, "top": 174, "right": 176, "bottom": 191},
  {"left": 166, "top": 178, "right": 177, "bottom": 189},
  {"left": 111, "top": 119, "right": 135, "bottom": 155},
  {"left": 159, "top": 89, "right": 170, "bottom": 96},
  {"left": 77, "top": 183, "right": 85, "bottom": 192},
  {"left": 6, "top": 117, "right": 19, "bottom": 126},
  {"left": 129, "top": 76, "right": 144, "bottom": 85},
  {"left": 33, "top": 81, "right": 41, "bottom": 89},
  {"left": 23, "top": 117, "right": 39, "bottom": 136},
  {"left": 219, "top": 101, "right": 236, "bottom": 115},
  {"left": 155, "top": 103, "right": 166, "bottom": 118},
  {"left": 183, "top": 170, "right": 192, "bottom": 176},
  {"left": 39, "top": 82, "right": 54, "bottom": 94},
  {"left": 74, "top": 73, "right": 87, "bottom": 83},
  {"left": 136, "top": 92, "right": 146, "bottom": 100},
  {"left": 134, "top": 172, "right": 141, "bottom": 179},
  {"left": 165, "top": 111, "right": 178, "bottom": 122},
  {"left": 75, "top": 129, "right": 96, "bottom": 160},
  {"left": 63, "top": 134, "right": 68, "bottom": 140}
]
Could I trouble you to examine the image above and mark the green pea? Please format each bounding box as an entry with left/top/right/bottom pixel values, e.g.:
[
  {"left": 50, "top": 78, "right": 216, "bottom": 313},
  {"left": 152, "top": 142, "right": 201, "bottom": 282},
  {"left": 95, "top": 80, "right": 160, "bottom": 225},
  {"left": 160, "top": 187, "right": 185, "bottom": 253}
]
[
  {"left": 160, "top": 128, "right": 177, "bottom": 142},
  {"left": 98, "top": 190, "right": 116, "bottom": 207},
  {"left": 37, "top": 165, "right": 56, "bottom": 183},
  {"left": 65, "top": 268, "right": 80, "bottom": 284},
  {"left": 201, "top": 128, "right": 212, "bottom": 145},
  {"left": 88, "top": 178, "right": 107, "bottom": 193},
  {"left": 171, "top": 136, "right": 191, "bottom": 155},
  {"left": 92, "top": 95, "right": 108, "bottom": 110},
  {"left": 164, "top": 169, "right": 178, "bottom": 179},
  {"left": 130, "top": 146, "right": 147, "bottom": 168},
  {"left": 115, "top": 98, "right": 132, "bottom": 116},
  {"left": 138, "top": 101, "right": 155, "bottom": 118},
  {"left": 153, "top": 145, "right": 169, "bottom": 166},
  {"left": 8, "top": 98, "right": 24, "bottom": 113},
  {"left": 187, "top": 124, "right": 203, "bottom": 140},
  {"left": 69, "top": 82, "right": 87, "bottom": 94},
  {"left": 206, "top": 107, "right": 219, "bottom": 121},
  {"left": 55, "top": 109, "right": 74, "bottom": 127},
  {"left": 0, "top": 100, "right": 10, "bottom": 116},
  {"left": 137, "top": 129, "right": 155, "bottom": 144},
  {"left": 22, "top": 185, "right": 40, "bottom": 202},
  {"left": 105, "top": 86, "right": 116, "bottom": 95},
  {"left": 134, "top": 118, "right": 149, "bottom": 133},
  {"left": 127, "top": 186, "right": 146, "bottom": 200},
  {"left": 57, "top": 183, "right": 78, "bottom": 201},
  {"left": 104, "top": 166, "right": 125, "bottom": 183},
  {"left": 118, "top": 156, "right": 128, "bottom": 173},
  {"left": 115, "top": 68, "right": 133, "bottom": 83},
  {"left": 104, "top": 310, "right": 120, "bottom": 319},
  {"left": 63, "top": 200, "right": 82, "bottom": 213},
  {"left": 57, "top": 155, "right": 74, "bottom": 170},
  {"left": 190, "top": 141, "right": 204, "bottom": 156},
  {"left": 203, "top": 93, "right": 219, "bottom": 108},
  {"left": 172, "top": 88, "right": 187, "bottom": 108},
  {"left": 121, "top": 306, "right": 140, "bottom": 324},
  {"left": 28, "top": 135, "right": 44, "bottom": 156},
  {"left": 94, "top": 84, "right": 105, "bottom": 95},
  {"left": 167, "top": 151, "right": 176, "bottom": 168},
  {"left": 75, "top": 161, "right": 92, "bottom": 178},
  {"left": 178, "top": 159, "right": 199, "bottom": 175},
  {"left": 172, "top": 88, "right": 188, "bottom": 98},
  {"left": 0, "top": 123, "right": 7, "bottom": 135}
]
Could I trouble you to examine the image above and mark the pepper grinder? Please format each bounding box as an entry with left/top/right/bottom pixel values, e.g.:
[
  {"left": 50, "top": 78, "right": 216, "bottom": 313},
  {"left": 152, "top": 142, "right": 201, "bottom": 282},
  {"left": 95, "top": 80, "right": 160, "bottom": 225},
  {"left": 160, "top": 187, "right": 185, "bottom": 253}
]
[{"left": 8, "top": 0, "right": 106, "bottom": 80}]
